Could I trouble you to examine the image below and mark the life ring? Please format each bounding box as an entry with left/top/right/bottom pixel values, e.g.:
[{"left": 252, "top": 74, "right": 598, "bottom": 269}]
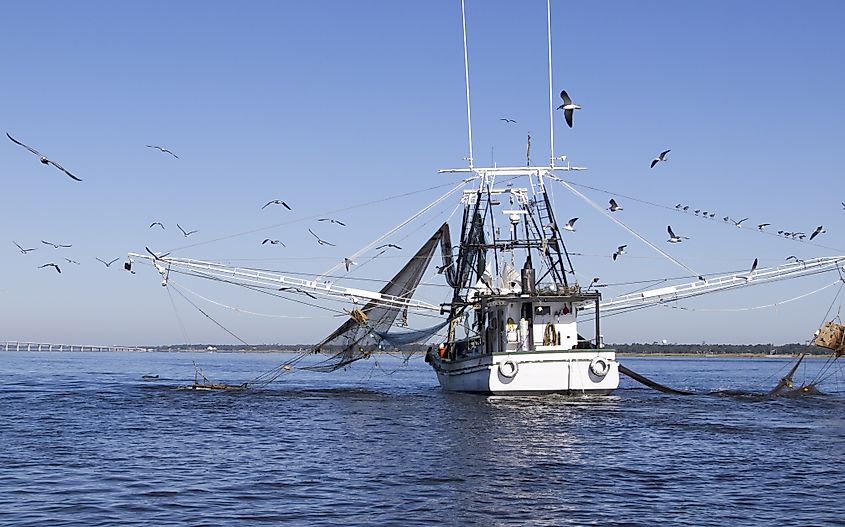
[
  {"left": 589, "top": 356, "right": 610, "bottom": 377},
  {"left": 498, "top": 360, "right": 519, "bottom": 379}
]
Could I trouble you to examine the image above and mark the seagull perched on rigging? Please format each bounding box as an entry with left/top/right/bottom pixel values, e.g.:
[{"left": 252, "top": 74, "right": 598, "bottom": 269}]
[
  {"left": 810, "top": 225, "right": 826, "bottom": 240},
  {"left": 96, "top": 257, "right": 120, "bottom": 267},
  {"left": 279, "top": 287, "right": 317, "bottom": 300},
  {"left": 42, "top": 240, "right": 71, "bottom": 249},
  {"left": 758, "top": 223, "right": 770, "bottom": 231},
  {"left": 39, "top": 262, "right": 61, "bottom": 274},
  {"left": 262, "top": 199, "right": 291, "bottom": 210},
  {"left": 344, "top": 258, "right": 357, "bottom": 272},
  {"left": 308, "top": 229, "right": 335, "bottom": 247},
  {"left": 13, "top": 241, "right": 36, "bottom": 254},
  {"left": 612, "top": 245, "right": 627, "bottom": 261},
  {"left": 6, "top": 133, "right": 82, "bottom": 181},
  {"left": 499, "top": 118, "right": 517, "bottom": 124},
  {"left": 556, "top": 90, "right": 581, "bottom": 128},
  {"left": 149, "top": 221, "right": 165, "bottom": 230},
  {"left": 317, "top": 218, "right": 346, "bottom": 226},
  {"left": 145, "top": 247, "right": 171, "bottom": 260},
  {"left": 608, "top": 199, "right": 623, "bottom": 212},
  {"left": 375, "top": 243, "right": 402, "bottom": 250},
  {"left": 146, "top": 145, "right": 179, "bottom": 158},
  {"left": 262, "top": 239, "right": 285, "bottom": 246},
  {"left": 177, "top": 224, "right": 198, "bottom": 237},
  {"left": 650, "top": 149, "right": 671, "bottom": 169},
  {"left": 667, "top": 225, "right": 688, "bottom": 243}
]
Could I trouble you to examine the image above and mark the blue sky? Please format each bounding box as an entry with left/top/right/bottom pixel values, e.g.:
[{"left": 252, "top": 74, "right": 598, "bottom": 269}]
[{"left": 2, "top": 1, "right": 844, "bottom": 346}]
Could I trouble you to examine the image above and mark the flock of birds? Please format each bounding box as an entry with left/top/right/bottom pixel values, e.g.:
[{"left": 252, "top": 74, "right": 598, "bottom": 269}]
[
  {"left": 8, "top": 130, "right": 405, "bottom": 277},
  {"left": 671, "top": 202, "right": 829, "bottom": 242},
  {"left": 503, "top": 89, "right": 840, "bottom": 274},
  {"left": 8, "top": 87, "right": 842, "bottom": 281},
  {"left": 559, "top": 192, "right": 836, "bottom": 265}
]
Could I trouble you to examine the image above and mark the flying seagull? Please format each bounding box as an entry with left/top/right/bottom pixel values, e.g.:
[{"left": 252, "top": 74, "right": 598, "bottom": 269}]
[
  {"left": 732, "top": 218, "right": 749, "bottom": 228},
  {"left": 13, "top": 241, "right": 36, "bottom": 254},
  {"left": 63, "top": 257, "right": 80, "bottom": 265},
  {"left": 563, "top": 218, "right": 578, "bottom": 232},
  {"left": 650, "top": 149, "right": 671, "bottom": 169},
  {"left": 6, "top": 133, "right": 82, "bottom": 181},
  {"left": 96, "top": 257, "right": 120, "bottom": 267},
  {"left": 124, "top": 259, "right": 135, "bottom": 274},
  {"left": 177, "top": 224, "right": 198, "bottom": 237},
  {"left": 262, "top": 239, "right": 286, "bottom": 246},
  {"left": 344, "top": 257, "right": 357, "bottom": 272},
  {"left": 318, "top": 218, "right": 346, "bottom": 226},
  {"left": 42, "top": 240, "right": 71, "bottom": 249},
  {"left": 757, "top": 223, "right": 771, "bottom": 231},
  {"left": 742, "top": 258, "right": 758, "bottom": 281},
  {"left": 375, "top": 243, "right": 402, "bottom": 250},
  {"left": 308, "top": 229, "right": 335, "bottom": 247},
  {"left": 39, "top": 262, "right": 61, "bottom": 274},
  {"left": 149, "top": 222, "right": 165, "bottom": 230},
  {"left": 608, "top": 199, "right": 623, "bottom": 212},
  {"left": 146, "top": 145, "right": 179, "bottom": 159},
  {"left": 262, "top": 200, "right": 291, "bottom": 210},
  {"left": 556, "top": 90, "right": 581, "bottom": 128},
  {"left": 675, "top": 204, "right": 683, "bottom": 209},
  {"left": 499, "top": 118, "right": 517, "bottom": 124},
  {"left": 612, "top": 245, "right": 627, "bottom": 261},
  {"left": 682, "top": 206, "right": 689, "bottom": 212},
  {"left": 810, "top": 225, "right": 826, "bottom": 240},
  {"left": 667, "top": 225, "right": 688, "bottom": 243}
]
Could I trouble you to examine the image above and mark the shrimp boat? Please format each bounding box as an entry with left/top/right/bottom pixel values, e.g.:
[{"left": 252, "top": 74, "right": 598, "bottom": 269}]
[
  {"left": 424, "top": 166, "right": 617, "bottom": 395},
  {"left": 127, "top": 1, "right": 845, "bottom": 395}
]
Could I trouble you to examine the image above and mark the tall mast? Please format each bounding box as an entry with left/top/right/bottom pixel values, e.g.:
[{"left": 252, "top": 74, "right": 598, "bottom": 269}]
[
  {"left": 461, "top": 0, "right": 474, "bottom": 168},
  {"left": 546, "top": 0, "right": 556, "bottom": 167}
]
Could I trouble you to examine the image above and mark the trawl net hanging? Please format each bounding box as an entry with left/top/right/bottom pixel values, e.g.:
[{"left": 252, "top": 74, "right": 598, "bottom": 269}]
[{"left": 304, "top": 224, "right": 446, "bottom": 372}]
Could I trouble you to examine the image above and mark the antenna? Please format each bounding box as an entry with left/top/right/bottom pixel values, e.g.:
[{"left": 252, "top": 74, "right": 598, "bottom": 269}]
[
  {"left": 546, "top": 0, "right": 556, "bottom": 167},
  {"left": 461, "top": 0, "right": 474, "bottom": 168}
]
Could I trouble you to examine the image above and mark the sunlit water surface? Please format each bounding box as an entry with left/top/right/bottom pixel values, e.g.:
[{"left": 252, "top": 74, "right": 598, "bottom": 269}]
[{"left": 0, "top": 352, "right": 843, "bottom": 526}]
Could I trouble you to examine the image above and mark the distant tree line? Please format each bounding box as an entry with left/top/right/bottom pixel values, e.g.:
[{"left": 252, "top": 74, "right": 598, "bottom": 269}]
[{"left": 610, "top": 342, "right": 827, "bottom": 356}]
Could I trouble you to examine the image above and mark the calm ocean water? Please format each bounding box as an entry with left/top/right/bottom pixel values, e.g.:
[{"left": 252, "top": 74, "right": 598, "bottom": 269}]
[{"left": 0, "top": 351, "right": 843, "bottom": 526}]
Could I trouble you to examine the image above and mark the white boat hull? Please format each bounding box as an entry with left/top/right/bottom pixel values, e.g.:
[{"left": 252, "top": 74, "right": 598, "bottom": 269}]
[{"left": 428, "top": 350, "right": 618, "bottom": 395}]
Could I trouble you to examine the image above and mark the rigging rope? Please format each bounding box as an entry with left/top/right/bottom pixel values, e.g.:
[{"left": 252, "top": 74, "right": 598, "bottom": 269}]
[
  {"left": 551, "top": 176, "right": 706, "bottom": 281},
  {"left": 162, "top": 179, "right": 469, "bottom": 255},
  {"left": 563, "top": 179, "right": 845, "bottom": 254},
  {"left": 170, "top": 283, "right": 250, "bottom": 346},
  {"left": 317, "top": 176, "right": 477, "bottom": 280},
  {"left": 660, "top": 280, "right": 842, "bottom": 312}
]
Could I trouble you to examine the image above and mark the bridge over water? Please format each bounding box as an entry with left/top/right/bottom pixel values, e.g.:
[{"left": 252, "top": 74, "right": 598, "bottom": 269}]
[{"left": 3, "top": 341, "right": 151, "bottom": 353}]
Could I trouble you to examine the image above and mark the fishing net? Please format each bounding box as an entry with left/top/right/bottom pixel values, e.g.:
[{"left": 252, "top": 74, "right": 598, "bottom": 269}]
[{"left": 303, "top": 224, "right": 447, "bottom": 372}]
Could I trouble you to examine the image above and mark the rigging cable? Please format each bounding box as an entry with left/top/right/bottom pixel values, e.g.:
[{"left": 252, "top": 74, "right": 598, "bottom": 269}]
[
  {"left": 170, "top": 283, "right": 249, "bottom": 346},
  {"left": 163, "top": 179, "right": 470, "bottom": 255},
  {"left": 551, "top": 176, "right": 706, "bottom": 281},
  {"left": 562, "top": 179, "right": 845, "bottom": 254},
  {"left": 166, "top": 284, "right": 191, "bottom": 346},
  {"left": 317, "top": 176, "right": 478, "bottom": 280}
]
